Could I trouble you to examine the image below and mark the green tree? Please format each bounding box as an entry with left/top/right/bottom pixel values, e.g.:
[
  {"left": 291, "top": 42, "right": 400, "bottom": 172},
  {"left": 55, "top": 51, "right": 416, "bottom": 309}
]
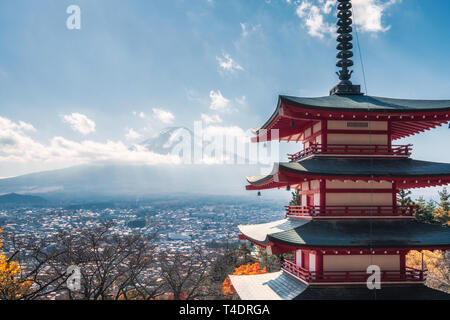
[
  {"left": 415, "top": 197, "right": 436, "bottom": 224},
  {"left": 397, "top": 189, "right": 413, "bottom": 206},
  {"left": 209, "top": 243, "right": 254, "bottom": 283},
  {"left": 255, "top": 246, "right": 281, "bottom": 272},
  {"left": 437, "top": 188, "right": 449, "bottom": 211},
  {"left": 289, "top": 189, "right": 301, "bottom": 206},
  {"left": 434, "top": 188, "right": 450, "bottom": 226}
]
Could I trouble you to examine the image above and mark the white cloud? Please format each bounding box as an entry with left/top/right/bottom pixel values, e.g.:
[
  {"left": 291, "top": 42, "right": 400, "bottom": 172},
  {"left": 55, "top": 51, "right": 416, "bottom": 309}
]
[
  {"left": 240, "top": 23, "right": 249, "bottom": 37},
  {"left": 17, "top": 121, "right": 36, "bottom": 132},
  {"left": 236, "top": 96, "right": 247, "bottom": 106},
  {"left": 209, "top": 90, "right": 231, "bottom": 112},
  {"left": 203, "top": 125, "right": 247, "bottom": 140},
  {"left": 0, "top": 116, "right": 180, "bottom": 167},
  {"left": 322, "top": 0, "right": 335, "bottom": 14},
  {"left": 293, "top": 0, "right": 399, "bottom": 38},
  {"left": 125, "top": 128, "right": 142, "bottom": 140},
  {"left": 352, "top": 0, "right": 399, "bottom": 33},
  {"left": 0, "top": 117, "right": 275, "bottom": 169},
  {"left": 63, "top": 113, "right": 96, "bottom": 135},
  {"left": 201, "top": 114, "right": 223, "bottom": 124},
  {"left": 0, "top": 117, "right": 35, "bottom": 133},
  {"left": 152, "top": 108, "right": 175, "bottom": 124},
  {"left": 217, "top": 53, "right": 244, "bottom": 73},
  {"left": 240, "top": 23, "right": 261, "bottom": 37},
  {"left": 296, "top": 2, "right": 335, "bottom": 38}
]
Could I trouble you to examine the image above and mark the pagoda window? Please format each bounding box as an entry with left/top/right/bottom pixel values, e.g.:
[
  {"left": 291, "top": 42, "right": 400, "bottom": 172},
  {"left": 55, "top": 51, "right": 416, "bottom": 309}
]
[
  {"left": 315, "top": 135, "right": 322, "bottom": 144},
  {"left": 313, "top": 122, "right": 322, "bottom": 133},
  {"left": 310, "top": 180, "right": 321, "bottom": 189},
  {"left": 304, "top": 128, "right": 312, "bottom": 138},
  {"left": 295, "top": 250, "right": 302, "bottom": 267},
  {"left": 309, "top": 253, "right": 316, "bottom": 272}
]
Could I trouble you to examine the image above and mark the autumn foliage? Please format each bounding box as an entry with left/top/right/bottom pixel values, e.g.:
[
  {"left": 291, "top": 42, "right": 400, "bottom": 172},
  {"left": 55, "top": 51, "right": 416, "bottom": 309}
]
[
  {"left": 222, "top": 263, "right": 267, "bottom": 298},
  {"left": 0, "top": 229, "right": 32, "bottom": 300},
  {"left": 407, "top": 250, "right": 450, "bottom": 293}
]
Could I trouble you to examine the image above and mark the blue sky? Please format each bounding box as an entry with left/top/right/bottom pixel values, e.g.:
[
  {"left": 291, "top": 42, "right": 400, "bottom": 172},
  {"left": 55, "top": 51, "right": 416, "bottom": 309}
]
[{"left": 0, "top": 0, "right": 449, "bottom": 198}]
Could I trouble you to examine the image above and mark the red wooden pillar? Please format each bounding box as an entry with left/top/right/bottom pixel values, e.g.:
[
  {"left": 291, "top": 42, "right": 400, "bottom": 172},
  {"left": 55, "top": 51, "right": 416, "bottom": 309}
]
[
  {"left": 320, "top": 179, "right": 326, "bottom": 212},
  {"left": 321, "top": 120, "right": 328, "bottom": 148},
  {"left": 387, "top": 120, "right": 392, "bottom": 151},
  {"left": 315, "top": 251, "right": 323, "bottom": 275},
  {"left": 392, "top": 181, "right": 397, "bottom": 211},
  {"left": 303, "top": 250, "right": 309, "bottom": 270},
  {"left": 400, "top": 250, "right": 407, "bottom": 280}
]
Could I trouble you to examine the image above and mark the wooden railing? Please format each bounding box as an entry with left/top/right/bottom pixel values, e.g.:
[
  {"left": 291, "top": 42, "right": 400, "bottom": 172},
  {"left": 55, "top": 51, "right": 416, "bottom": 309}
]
[
  {"left": 288, "top": 144, "right": 413, "bottom": 162},
  {"left": 285, "top": 205, "right": 417, "bottom": 218},
  {"left": 282, "top": 259, "right": 424, "bottom": 284}
]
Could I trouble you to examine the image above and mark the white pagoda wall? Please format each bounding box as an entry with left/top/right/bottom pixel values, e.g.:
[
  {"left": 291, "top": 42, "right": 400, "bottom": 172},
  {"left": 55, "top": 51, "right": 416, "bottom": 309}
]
[
  {"left": 326, "top": 120, "right": 389, "bottom": 146},
  {"left": 327, "top": 133, "right": 388, "bottom": 145},
  {"left": 326, "top": 180, "right": 393, "bottom": 189},
  {"left": 323, "top": 255, "right": 400, "bottom": 272},
  {"left": 326, "top": 193, "right": 393, "bottom": 206},
  {"left": 325, "top": 180, "right": 394, "bottom": 207}
]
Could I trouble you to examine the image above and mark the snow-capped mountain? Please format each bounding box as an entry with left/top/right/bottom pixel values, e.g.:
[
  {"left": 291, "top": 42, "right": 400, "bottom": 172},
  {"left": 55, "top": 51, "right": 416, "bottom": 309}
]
[
  {"left": 0, "top": 127, "right": 263, "bottom": 197},
  {"left": 138, "top": 127, "right": 194, "bottom": 155}
]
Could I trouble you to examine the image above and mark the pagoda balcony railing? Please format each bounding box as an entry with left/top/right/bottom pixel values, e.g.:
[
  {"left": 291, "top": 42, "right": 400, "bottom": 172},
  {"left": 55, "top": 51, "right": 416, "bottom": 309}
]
[
  {"left": 282, "top": 259, "right": 425, "bottom": 284},
  {"left": 288, "top": 144, "right": 413, "bottom": 162},
  {"left": 285, "top": 205, "right": 417, "bottom": 218}
]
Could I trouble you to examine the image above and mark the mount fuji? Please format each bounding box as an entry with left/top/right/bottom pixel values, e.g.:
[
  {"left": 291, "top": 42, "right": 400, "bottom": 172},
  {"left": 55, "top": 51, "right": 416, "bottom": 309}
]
[{"left": 0, "top": 127, "right": 265, "bottom": 199}]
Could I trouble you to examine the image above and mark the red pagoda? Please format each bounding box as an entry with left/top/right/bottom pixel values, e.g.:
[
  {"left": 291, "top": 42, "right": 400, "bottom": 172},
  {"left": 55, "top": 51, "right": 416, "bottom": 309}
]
[{"left": 230, "top": 0, "right": 450, "bottom": 300}]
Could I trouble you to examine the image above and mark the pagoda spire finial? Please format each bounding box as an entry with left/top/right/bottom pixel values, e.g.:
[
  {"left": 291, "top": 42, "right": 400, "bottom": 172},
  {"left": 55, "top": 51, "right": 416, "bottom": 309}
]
[{"left": 330, "top": 0, "right": 363, "bottom": 96}]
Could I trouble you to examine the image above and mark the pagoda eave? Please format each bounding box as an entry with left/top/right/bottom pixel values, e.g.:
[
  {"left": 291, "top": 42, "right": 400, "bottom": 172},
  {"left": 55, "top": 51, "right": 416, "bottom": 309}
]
[
  {"left": 229, "top": 272, "right": 450, "bottom": 300},
  {"left": 252, "top": 95, "right": 450, "bottom": 142},
  {"left": 238, "top": 219, "right": 450, "bottom": 251},
  {"left": 246, "top": 159, "right": 450, "bottom": 191}
]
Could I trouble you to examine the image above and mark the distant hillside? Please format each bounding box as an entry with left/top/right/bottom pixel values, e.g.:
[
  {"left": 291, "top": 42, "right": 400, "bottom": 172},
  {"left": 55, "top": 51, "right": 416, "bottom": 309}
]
[
  {"left": 0, "top": 163, "right": 264, "bottom": 198},
  {"left": 0, "top": 193, "right": 47, "bottom": 206},
  {"left": 0, "top": 127, "right": 274, "bottom": 199}
]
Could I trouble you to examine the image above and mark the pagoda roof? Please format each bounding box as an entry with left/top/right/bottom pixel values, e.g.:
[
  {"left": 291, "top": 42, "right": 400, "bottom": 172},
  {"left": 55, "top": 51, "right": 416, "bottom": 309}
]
[
  {"left": 253, "top": 95, "right": 450, "bottom": 142},
  {"left": 246, "top": 158, "right": 450, "bottom": 190},
  {"left": 281, "top": 95, "right": 450, "bottom": 113},
  {"left": 239, "top": 219, "right": 450, "bottom": 249},
  {"left": 229, "top": 271, "right": 450, "bottom": 300},
  {"left": 292, "top": 284, "right": 450, "bottom": 300}
]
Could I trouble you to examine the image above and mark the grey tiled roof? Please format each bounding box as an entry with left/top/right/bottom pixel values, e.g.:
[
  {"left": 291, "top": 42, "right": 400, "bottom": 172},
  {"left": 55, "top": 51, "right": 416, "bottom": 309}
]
[
  {"left": 238, "top": 219, "right": 308, "bottom": 243},
  {"left": 240, "top": 218, "right": 450, "bottom": 248},
  {"left": 281, "top": 95, "right": 450, "bottom": 112},
  {"left": 247, "top": 158, "right": 450, "bottom": 185},
  {"left": 294, "top": 284, "right": 450, "bottom": 300},
  {"left": 229, "top": 271, "right": 308, "bottom": 300},
  {"left": 266, "top": 272, "right": 308, "bottom": 300},
  {"left": 231, "top": 271, "right": 450, "bottom": 300},
  {"left": 269, "top": 219, "right": 450, "bottom": 248}
]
